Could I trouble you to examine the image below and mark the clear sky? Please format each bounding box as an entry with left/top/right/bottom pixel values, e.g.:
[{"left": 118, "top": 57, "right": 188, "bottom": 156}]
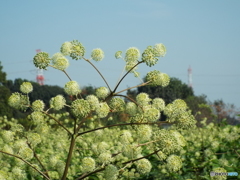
[{"left": 1, "top": 1, "right": 240, "bottom": 108}]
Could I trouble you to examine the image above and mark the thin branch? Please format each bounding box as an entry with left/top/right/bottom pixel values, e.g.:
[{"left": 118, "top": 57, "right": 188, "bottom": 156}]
[
  {"left": 42, "top": 111, "right": 72, "bottom": 135},
  {"left": 114, "top": 81, "right": 151, "bottom": 95},
  {"left": 77, "top": 121, "right": 171, "bottom": 137},
  {"left": 75, "top": 167, "right": 105, "bottom": 180},
  {"left": 83, "top": 57, "right": 112, "bottom": 91},
  {"left": 122, "top": 149, "right": 161, "bottom": 165},
  {"left": 48, "top": 64, "right": 72, "bottom": 81},
  {"left": 26, "top": 140, "right": 50, "bottom": 178},
  {"left": 113, "top": 61, "right": 143, "bottom": 93},
  {"left": 0, "top": 150, "right": 50, "bottom": 180},
  {"left": 114, "top": 94, "right": 138, "bottom": 105}
]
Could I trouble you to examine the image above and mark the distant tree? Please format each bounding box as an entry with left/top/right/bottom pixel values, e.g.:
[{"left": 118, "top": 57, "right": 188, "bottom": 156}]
[
  {"left": 184, "top": 95, "right": 216, "bottom": 126},
  {"left": 0, "top": 62, "right": 13, "bottom": 118},
  {"left": 211, "top": 99, "right": 240, "bottom": 125}
]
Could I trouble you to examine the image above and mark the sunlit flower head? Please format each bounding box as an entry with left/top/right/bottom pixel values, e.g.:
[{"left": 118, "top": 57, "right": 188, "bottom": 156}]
[
  {"left": 64, "top": 81, "right": 81, "bottom": 96},
  {"left": 91, "top": 48, "right": 104, "bottom": 61},
  {"left": 20, "top": 82, "right": 33, "bottom": 94},
  {"left": 51, "top": 53, "right": 69, "bottom": 70},
  {"left": 33, "top": 52, "right": 51, "bottom": 70}
]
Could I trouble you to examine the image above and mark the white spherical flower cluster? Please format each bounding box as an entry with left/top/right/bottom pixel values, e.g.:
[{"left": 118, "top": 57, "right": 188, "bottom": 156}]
[
  {"left": 136, "top": 93, "right": 151, "bottom": 106},
  {"left": 60, "top": 41, "right": 72, "bottom": 56},
  {"left": 119, "top": 130, "right": 133, "bottom": 144},
  {"left": 170, "top": 130, "right": 186, "bottom": 147},
  {"left": 95, "top": 87, "right": 109, "bottom": 99},
  {"left": 166, "top": 155, "right": 182, "bottom": 172},
  {"left": 144, "top": 108, "right": 160, "bottom": 122},
  {"left": 125, "top": 47, "right": 140, "bottom": 62},
  {"left": 68, "top": 40, "right": 85, "bottom": 60},
  {"left": 20, "top": 82, "right": 33, "bottom": 94},
  {"left": 122, "top": 144, "right": 141, "bottom": 158},
  {"left": 64, "top": 81, "right": 81, "bottom": 96},
  {"left": 125, "top": 61, "right": 138, "bottom": 72},
  {"left": 91, "top": 48, "right": 104, "bottom": 61},
  {"left": 71, "top": 99, "right": 91, "bottom": 117},
  {"left": 51, "top": 53, "right": 69, "bottom": 70},
  {"left": 50, "top": 95, "right": 66, "bottom": 110},
  {"left": 136, "top": 125, "right": 152, "bottom": 142},
  {"left": 33, "top": 52, "right": 51, "bottom": 70},
  {"left": 104, "top": 165, "right": 119, "bottom": 180},
  {"left": 81, "top": 157, "right": 96, "bottom": 173},
  {"left": 152, "top": 98, "right": 165, "bottom": 111},
  {"left": 27, "top": 133, "right": 41, "bottom": 148},
  {"left": 8, "top": 92, "right": 29, "bottom": 111},
  {"left": 146, "top": 70, "right": 170, "bottom": 87},
  {"left": 97, "top": 142, "right": 110, "bottom": 154},
  {"left": 98, "top": 152, "right": 112, "bottom": 164},
  {"left": 153, "top": 129, "right": 181, "bottom": 154},
  {"left": 141, "top": 46, "right": 158, "bottom": 67},
  {"left": 96, "top": 102, "right": 110, "bottom": 118},
  {"left": 86, "top": 95, "right": 99, "bottom": 111},
  {"left": 12, "top": 167, "right": 26, "bottom": 179},
  {"left": 115, "top": 51, "right": 122, "bottom": 59},
  {"left": 109, "top": 97, "right": 125, "bottom": 112},
  {"left": 19, "top": 147, "right": 34, "bottom": 160},
  {"left": 135, "top": 158, "right": 152, "bottom": 174},
  {"left": 1, "top": 130, "right": 15, "bottom": 143},
  {"left": 32, "top": 100, "right": 45, "bottom": 112},
  {"left": 126, "top": 102, "right": 138, "bottom": 115},
  {"left": 156, "top": 151, "right": 167, "bottom": 161},
  {"left": 154, "top": 43, "right": 166, "bottom": 57},
  {"left": 30, "top": 111, "right": 44, "bottom": 123}
]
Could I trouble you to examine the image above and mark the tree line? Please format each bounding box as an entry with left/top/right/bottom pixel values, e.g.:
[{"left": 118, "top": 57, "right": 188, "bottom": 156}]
[{"left": 0, "top": 61, "right": 239, "bottom": 125}]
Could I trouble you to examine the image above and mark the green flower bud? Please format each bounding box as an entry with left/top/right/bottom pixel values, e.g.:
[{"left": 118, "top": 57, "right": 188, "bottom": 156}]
[
  {"left": 135, "top": 158, "right": 152, "bottom": 174},
  {"left": 8, "top": 92, "right": 29, "bottom": 111},
  {"left": 19, "top": 147, "right": 34, "bottom": 160},
  {"left": 109, "top": 97, "right": 125, "bottom": 112},
  {"left": 51, "top": 53, "right": 69, "bottom": 70},
  {"left": 136, "top": 93, "right": 151, "bottom": 106},
  {"left": 146, "top": 70, "right": 170, "bottom": 87},
  {"left": 154, "top": 43, "right": 166, "bottom": 57},
  {"left": 69, "top": 40, "right": 85, "bottom": 60},
  {"left": 32, "top": 100, "right": 45, "bottom": 111},
  {"left": 64, "top": 81, "right": 81, "bottom": 96},
  {"left": 104, "top": 165, "right": 119, "bottom": 180},
  {"left": 166, "top": 155, "right": 182, "bottom": 172},
  {"left": 96, "top": 102, "right": 110, "bottom": 118},
  {"left": 91, "top": 48, "right": 104, "bottom": 61},
  {"left": 95, "top": 87, "right": 109, "bottom": 99},
  {"left": 125, "top": 61, "right": 138, "bottom": 72},
  {"left": 33, "top": 52, "right": 51, "bottom": 69},
  {"left": 152, "top": 98, "right": 165, "bottom": 111},
  {"left": 60, "top": 41, "right": 72, "bottom": 56},
  {"left": 27, "top": 133, "right": 41, "bottom": 148},
  {"left": 144, "top": 108, "right": 160, "bottom": 122},
  {"left": 30, "top": 111, "right": 44, "bottom": 123},
  {"left": 98, "top": 152, "right": 112, "bottom": 164},
  {"left": 20, "top": 82, "right": 33, "bottom": 94},
  {"left": 82, "top": 157, "right": 95, "bottom": 173},
  {"left": 126, "top": 102, "right": 138, "bottom": 115},
  {"left": 115, "top": 51, "right": 122, "bottom": 59},
  {"left": 142, "top": 46, "right": 158, "bottom": 67},
  {"left": 71, "top": 99, "right": 91, "bottom": 117},
  {"left": 125, "top": 47, "right": 140, "bottom": 62},
  {"left": 86, "top": 95, "right": 99, "bottom": 111},
  {"left": 1, "top": 130, "right": 15, "bottom": 143},
  {"left": 50, "top": 95, "right": 66, "bottom": 110}
]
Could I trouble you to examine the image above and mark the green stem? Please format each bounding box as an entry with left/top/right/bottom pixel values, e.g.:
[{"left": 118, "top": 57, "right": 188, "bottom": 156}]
[
  {"left": 83, "top": 57, "right": 112, "bottom": 92},
  {"left": 114, "top": 81, "right": 151, "bottom": 95},
  {"left": 113, "top": 61, "right": 143, "bottom": 93},
  {"left": 61, "top": 135, "right": 76, "bottom": 180},
  {"left": 43, "top": 111, "right": 72, "bottom": 135}
]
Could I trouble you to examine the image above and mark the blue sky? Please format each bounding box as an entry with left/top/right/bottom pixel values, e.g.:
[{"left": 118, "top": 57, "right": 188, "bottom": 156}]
[{"left": 1, "top": 0, "right": 240, "bottom": 108}]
